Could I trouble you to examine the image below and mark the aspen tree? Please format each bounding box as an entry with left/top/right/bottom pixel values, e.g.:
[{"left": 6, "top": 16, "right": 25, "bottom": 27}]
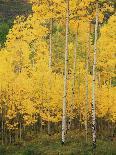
[
  {"left": 68, "top": 28, "right": 78, "bottom": 130},
  {"left": 48, "top": 4, "right": 53, "bottom": 135},
  {"left": 85, "top": 23, "right": 91, "bottom": 143},
  {"left": 62, "top": 0, "right": 69, "bottom": 144},
  {"left": 92, "top": 0, "right": 99, "bottom": 150}
]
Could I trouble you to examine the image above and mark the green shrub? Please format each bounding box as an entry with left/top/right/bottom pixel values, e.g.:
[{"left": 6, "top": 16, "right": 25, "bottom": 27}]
[
  {"left": 23, "top": 146, "right": 42, "bottom": 155},
  {"left": 0, "top": 145, "right": 7, "bottom": 155}
]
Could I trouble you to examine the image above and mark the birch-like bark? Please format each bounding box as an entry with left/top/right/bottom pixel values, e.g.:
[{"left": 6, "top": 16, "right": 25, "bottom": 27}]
[
  {"left": 68, "top": 31, "right": 78, "bottom": 130},
  {"left": 85, "top": 57, "right": 88, "bottom": 142},
  {"left": 62, "top": 0, "right": 69, "bottom": 144},
  {"left": 92, "top": 0, "right": 98, "bottom": 150},
  {"left": 85, "top": 23, "right": 91, "bottom": 143}
]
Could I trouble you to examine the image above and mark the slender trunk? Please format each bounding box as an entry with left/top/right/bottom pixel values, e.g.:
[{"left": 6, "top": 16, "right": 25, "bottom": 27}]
[
  {"left": 49, "top": 18, "right": 53, "bottom": 68},
  {"left": 62, "top": 0, "right": 69, "bottom": 144},
  {"left": 85, "top": 23, "right": 91, "bottom": 143},
  {"left": 79, "top": 111, "right": 82, "bottom": 130},
  {"left": 19, "top": 122, "right": 22, "bottom": 141},
  {"left": 48, "top": 121, "right": 51, "bottom": 136},
  {"left": 92, "top": 0, "right": 98, "bottom": 150},
  {"left": 4, "top": 127, "right": 7, "bottom": 144},
  {"left": 33, "top": 114, "right": 36, "bottom": 133},
  {"left": 78, "top": 70, "right": 81, "bottom": 130},
  {"left": 40, "top": 117, "right": 43, "bottom": 132},
  {"left": 48, "top": 19, "right": 53, "bottom": 135},
  {"left": 9, "top": 130, "right": 12, "bottom": 144},
  {"left": 15, "top": 130, "right": 18, "bottom": 142},
  {"left": 85, "top": 73, "right": 88, "bottom": 142},
  {"left": 68, "top": 30, "right": 78, "bottom": 130},
  {"left": 1, "top": 118, "right": 4, "bottom": 145}
]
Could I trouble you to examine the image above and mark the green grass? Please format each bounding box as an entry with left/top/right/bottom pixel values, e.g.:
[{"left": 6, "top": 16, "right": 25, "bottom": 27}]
[{"left": 0, "top": 130, "right": 116, "bottom": 155}]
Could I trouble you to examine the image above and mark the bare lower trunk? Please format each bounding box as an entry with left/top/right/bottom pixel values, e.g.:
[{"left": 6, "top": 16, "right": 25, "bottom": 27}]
[
  {"left": 40, "top": 117, "right": 43, "bottom": 132},
  {"left": 9, "top": 131, "right": 12, "bottom": 144},
  {"left": 19, "top": 122, "right": 22, "bottom": 141},
  {"left": 78, "top": 70, "right": 81, "bottom": 129},
  {"left": 48, "top": 121, "right": 51, "bottom": 136},
  {"left": 68, "top": 30, "right": 78, "bottom": 130},
  {"left": 15, "top": 130, "right": 18, "bottom": 142},
  {"left": 62, "top": 0, "right": 69, "bottom": 144},
  {"left": 85, "top": 75, "right": 88, "bottom": 143},
  {"left": 2, "top": 120, "right": 4, "bottom": 145},
  {"left": 92, "top": 0, "right": 98, "bottom": 150},
  {"left": 85, "top": 23, "right": 91, "bottom": 143},
  {"left": 79, "top": 110, "right": 82, "bottom": 130}
]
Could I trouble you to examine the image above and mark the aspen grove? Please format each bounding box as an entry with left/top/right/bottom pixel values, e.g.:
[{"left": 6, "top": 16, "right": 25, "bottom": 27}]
[{"left": 0, "top": 0, "right": 115, "bottom": 154}]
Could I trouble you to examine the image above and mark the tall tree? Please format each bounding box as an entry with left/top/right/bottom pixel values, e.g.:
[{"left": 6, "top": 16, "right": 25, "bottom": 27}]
[
  {"left": 62, "top": 0, "right": 69, "bottom": 144},
  {"left": 68, "top": 27, "right": 78, "bottom": 130},
  {"left": 85, "top": 23, "right": 91, "bottom": 143},
  {"left": 92, "top": 0, "right": 99, "bottom": 150}
]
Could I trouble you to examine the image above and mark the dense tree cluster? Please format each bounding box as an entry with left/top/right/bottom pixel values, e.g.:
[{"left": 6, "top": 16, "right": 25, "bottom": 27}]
[{"left": 0, "top": 0, "right": 115, "bottom": 150}]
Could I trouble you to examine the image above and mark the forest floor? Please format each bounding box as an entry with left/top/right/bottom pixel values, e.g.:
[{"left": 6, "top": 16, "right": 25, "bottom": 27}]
[{"left": 0, "top": 130, "right": 116, "bottom": 155}]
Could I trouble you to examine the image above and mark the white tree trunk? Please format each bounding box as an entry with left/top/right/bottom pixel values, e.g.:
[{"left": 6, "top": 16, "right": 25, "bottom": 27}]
[
  {"left": 62, "top": 0, "right": 69, "bottom": 144},
  {"left": 92, "top": 0, "right": 98, "bottom": 150},
  {"left": 85, "top": 23, "right": 91, "bottom": 143},
  {"left": 85, "top": 53, "right": 89, "bottom": 143},
  {"left": 68, "top": 30, "right": 78, "bottom": 130}
]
